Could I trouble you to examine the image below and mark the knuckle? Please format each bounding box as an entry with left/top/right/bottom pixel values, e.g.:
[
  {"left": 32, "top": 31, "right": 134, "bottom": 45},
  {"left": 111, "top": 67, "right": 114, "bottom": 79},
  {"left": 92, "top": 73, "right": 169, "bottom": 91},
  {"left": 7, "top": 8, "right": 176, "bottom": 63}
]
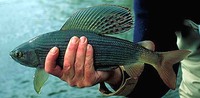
[
  {"left": 67, "top": 43, "right": 77, "bottom": 51},
  {"left": 77, "top": 83, "right": 84, "bottom": 88},
  {"left": 60, "top": 75, "right": 68, "bottom": 82},
  {"left": 63, "top": 63, "right": 71, "bottom": 72},
  {"left": 78, "top": 45, "right": 85, "bottom": 51},
  {"left": 84, "top": 62, "right": 92, "bottom": 69},
  {"left": 86, "top": 52, "right": 92, "bottom": 58},
  {"left": 74, "top": 62, "right": 80, "bottom": 67},
  {"left": 85, "top": 72, "right": 93, "bottom": 79},
  {"left": 86, "top": 45, "right": 93, "bottom": 54},
  {"left": 74, "top": 63, "right": 83, "bottom": 73},
  {"left": 68, "top": 81, "right": 76, "bottom": 87},
  {"left": 76, "top": 71, "right": 82, "bottom": 77},
  {"left": 63, "top": 61, "right": 70, "bottom": 67},
  {"left": 85, "top": 57, "right": 93, "bottom": 66},
  {"left": 76, "top": 67, "right": 83, "bottom": 75},
  {"left": 84, "top": 81, "right": 93, "bottom": 87},
  {"left": 84, "top": 78, "right": 94, "bottom": 87},
  {"left": 69, "top": 83, "right": 76, "bottom": 87}
]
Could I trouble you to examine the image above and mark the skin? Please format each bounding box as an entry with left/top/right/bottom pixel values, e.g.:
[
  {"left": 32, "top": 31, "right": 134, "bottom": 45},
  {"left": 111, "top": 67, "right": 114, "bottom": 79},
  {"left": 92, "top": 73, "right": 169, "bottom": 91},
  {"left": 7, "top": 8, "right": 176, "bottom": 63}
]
[{"left": 45, "top": 36, "right": 155, "bottom": 88}]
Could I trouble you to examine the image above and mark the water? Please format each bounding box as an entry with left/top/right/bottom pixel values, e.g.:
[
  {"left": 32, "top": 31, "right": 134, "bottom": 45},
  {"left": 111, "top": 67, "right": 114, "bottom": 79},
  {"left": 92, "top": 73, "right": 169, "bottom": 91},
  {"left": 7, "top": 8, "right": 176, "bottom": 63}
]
[
  {"left": 0, "top": 0, "right": 131, "bottom": 98},
  {"left": 0, "top": 0, "right": 180, "bottom": 98}
]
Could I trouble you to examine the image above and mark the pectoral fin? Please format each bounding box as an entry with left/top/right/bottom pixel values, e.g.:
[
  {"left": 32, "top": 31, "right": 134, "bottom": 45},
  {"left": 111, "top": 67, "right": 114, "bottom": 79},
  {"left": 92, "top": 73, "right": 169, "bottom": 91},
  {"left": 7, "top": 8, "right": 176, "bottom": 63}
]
[{"left": 34, "top": 67, "right": 49, "bottom": 94}]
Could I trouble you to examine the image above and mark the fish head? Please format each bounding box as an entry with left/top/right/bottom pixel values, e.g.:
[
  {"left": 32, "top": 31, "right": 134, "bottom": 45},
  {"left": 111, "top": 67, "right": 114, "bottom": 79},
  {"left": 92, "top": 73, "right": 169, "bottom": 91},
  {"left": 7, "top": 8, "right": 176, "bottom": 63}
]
[{"left": 10, "top": 42, "right": 39, "bottom": 68}]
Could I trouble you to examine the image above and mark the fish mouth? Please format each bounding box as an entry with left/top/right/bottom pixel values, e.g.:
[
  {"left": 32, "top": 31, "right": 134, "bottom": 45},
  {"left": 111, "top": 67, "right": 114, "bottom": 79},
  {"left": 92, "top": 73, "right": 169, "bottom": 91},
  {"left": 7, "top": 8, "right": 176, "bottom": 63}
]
[
  {"left": 9, "top": 50, "right": 15, "bottom": 58},
  {"left": 9, "top": 50, "right": 18, "bottom": 62},
  {"left": 9, "top": 50, "right": 26, "bottom": 66}
]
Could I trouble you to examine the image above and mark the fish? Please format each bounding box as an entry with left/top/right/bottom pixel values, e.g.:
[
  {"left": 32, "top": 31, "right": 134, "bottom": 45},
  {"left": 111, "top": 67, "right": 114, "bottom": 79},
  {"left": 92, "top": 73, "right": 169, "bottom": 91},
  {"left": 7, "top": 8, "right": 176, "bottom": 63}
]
[{"left": 9, "top": 4, "right": 191, "bottom": 94}]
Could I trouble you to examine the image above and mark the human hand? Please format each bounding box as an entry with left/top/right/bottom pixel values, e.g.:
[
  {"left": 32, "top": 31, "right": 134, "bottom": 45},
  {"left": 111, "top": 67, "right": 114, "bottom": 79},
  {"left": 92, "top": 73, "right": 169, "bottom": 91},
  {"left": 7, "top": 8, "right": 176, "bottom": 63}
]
[
  {"left": 44, "top": 36, "right": 122, "bottom": 88},
  {"left": 44, "top": 36, "right": 155, "bottom": 88}
]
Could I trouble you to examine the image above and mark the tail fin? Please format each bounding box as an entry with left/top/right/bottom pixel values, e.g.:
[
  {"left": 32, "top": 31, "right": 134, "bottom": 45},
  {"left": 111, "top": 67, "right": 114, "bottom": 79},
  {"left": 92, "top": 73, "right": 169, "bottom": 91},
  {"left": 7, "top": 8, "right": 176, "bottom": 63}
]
[{"left": 155, "top": 50, "right": 191, "bottom": 89}]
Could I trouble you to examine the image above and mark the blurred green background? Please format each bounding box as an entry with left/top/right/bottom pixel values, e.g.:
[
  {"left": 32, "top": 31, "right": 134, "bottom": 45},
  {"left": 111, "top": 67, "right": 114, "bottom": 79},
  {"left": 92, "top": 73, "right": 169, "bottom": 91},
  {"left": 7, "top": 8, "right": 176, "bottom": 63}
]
[{"left": 0, "top": 0, "right": 179, "bottom": 98}]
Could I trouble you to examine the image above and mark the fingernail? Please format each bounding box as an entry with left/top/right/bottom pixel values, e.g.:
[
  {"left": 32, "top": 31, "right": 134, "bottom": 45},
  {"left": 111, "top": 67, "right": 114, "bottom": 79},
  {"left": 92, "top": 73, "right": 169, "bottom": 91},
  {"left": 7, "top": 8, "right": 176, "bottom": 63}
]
[
  {"left": 50, "top": 47, "right": 58, "bottom": 54},
  {"left": 80, "top": 36, "right": 87, "bottom": 43},
  {"left": 71, "top": 36, "right": 78, "bottom": 44},
  {"left": 87, "top": 44, "right": 91, "bottom": 50}
]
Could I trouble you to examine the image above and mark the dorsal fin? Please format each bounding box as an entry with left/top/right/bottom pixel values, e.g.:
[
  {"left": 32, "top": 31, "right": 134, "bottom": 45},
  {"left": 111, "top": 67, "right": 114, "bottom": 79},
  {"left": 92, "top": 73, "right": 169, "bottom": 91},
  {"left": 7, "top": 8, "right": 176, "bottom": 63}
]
[{"left": 60, "top": 4, "right": 133, "bottom": 34}]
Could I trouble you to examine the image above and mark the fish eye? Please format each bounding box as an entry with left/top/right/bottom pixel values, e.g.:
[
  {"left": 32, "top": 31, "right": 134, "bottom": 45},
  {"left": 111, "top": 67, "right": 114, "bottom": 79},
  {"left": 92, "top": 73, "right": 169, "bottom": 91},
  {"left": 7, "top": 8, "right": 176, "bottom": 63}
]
[{"left": 15, "top": 51, "right": 23, "bottom": 58}]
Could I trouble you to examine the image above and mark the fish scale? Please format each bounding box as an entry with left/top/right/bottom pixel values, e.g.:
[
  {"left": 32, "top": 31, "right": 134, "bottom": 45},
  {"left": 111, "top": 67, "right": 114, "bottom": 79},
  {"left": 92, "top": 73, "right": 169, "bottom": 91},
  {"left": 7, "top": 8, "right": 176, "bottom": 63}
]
[{"left": 32, "top": 30, "right": 142, "bottom": 70}]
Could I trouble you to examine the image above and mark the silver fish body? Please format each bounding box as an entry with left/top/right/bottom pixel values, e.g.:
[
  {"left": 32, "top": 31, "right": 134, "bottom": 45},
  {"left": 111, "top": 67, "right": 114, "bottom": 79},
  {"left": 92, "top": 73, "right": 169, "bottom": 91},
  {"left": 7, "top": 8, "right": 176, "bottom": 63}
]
[{"left": 10, "top": 30, "right": 146, "bottom": 70}]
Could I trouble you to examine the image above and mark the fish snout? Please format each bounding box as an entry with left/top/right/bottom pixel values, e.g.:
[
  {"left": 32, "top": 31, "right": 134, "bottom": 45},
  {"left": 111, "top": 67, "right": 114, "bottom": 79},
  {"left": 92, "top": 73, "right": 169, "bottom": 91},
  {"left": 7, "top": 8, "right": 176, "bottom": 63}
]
[
  {"left": 10, "top": 50, "right": 14, "bottom": 57},
  {"left": 9, "top": 50, "right": 16, "bottom": 58},
  {"left": 9, "top": 50, "right": 23, "bottom": 59},
  {"left": 9, "top": 50, "right": 19, "bottom": 63}
]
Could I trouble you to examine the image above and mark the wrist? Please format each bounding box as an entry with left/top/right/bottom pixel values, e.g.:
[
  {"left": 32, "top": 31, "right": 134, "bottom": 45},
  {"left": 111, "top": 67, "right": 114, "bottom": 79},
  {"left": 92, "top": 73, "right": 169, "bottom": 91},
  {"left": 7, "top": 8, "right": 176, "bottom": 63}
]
[
  {"left": 105, "top": 68, "right": 122, "bottom": 88},
  {"left": 99, "top": 66, "right": 137, "bottom": 96}
]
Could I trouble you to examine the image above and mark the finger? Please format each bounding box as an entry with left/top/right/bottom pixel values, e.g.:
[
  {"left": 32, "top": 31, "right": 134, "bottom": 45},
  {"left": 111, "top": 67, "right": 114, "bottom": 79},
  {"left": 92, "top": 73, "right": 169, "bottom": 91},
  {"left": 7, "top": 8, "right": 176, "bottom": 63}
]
[
  {"left": 45, "top": 47, "right": 62, "bottom": 77},
  {"left": 138, "top": 40, "right": 155, "bottom": 51},
  {"left": 83, "top": 44, "right": 96, "bottom": 86},
  {"left": 62, "top": 36, "right": 79, "bottom": 81},
  {"left": 74, "top": 36, "right": 88, "bottom": 82}
]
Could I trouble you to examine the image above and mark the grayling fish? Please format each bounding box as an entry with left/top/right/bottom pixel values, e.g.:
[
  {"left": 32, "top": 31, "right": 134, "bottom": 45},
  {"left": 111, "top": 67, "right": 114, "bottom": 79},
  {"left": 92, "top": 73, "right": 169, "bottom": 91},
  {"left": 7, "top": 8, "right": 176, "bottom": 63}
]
[{"left": 10, "top": 4, "right": 190, "bottom": 94}]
